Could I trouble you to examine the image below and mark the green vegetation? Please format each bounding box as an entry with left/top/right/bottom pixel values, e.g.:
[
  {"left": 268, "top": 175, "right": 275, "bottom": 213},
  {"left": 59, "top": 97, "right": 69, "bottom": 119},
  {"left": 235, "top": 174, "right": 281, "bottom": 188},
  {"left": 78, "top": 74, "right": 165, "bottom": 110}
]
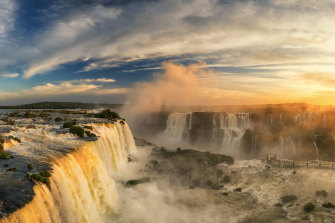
[
  {"left": 316, "top": 190, "right": 328, "bottom": 197},
  {"left": 85, "top": 131, "right": 96, "bottom": 138},
  {"left": 24, "top": 110, "right": 36, "bottom": 118},
  {"left": 303, "top": 202, "right": 315, "bottom": 213},
  {"left": 0, "top": 151, "right": 10, "bottom": 160},
  {"left": 70, "top": 126, "right": 85, "bottom": 137},
  {"left": 281, "top": 195, "right": 297, "bottom": 203},
  {"left": 63, "top": 120, "right": 77, "bottom": 128},
  {"left": 27, "top": 170, "right": 52, "bottom": 187},
  {"left": 55, "top": 117, "right": 62, "bottom": 122},
  {"left": 323, "top": 202, "right": 335, "bottom": 208},
  {"left": 9, "top": 136, "right": 21, "bottom": 143},
  {"left": 125, "top": 177, "right": 150, "bottom": 187},
  {"left": 0, "top": 144, "right": 3, "bottom": 151},
  {"left": 83, "top": 125, "right": 93, "bottom": 130},
  {"left": 40, "top": 170, "right": 52, "bottom": 178},
  {"left": 27, "top": 163, "right": 33, "bottom": 170},
  {"left": 87, "top": 109, "right": 121, "bottom": 119}
]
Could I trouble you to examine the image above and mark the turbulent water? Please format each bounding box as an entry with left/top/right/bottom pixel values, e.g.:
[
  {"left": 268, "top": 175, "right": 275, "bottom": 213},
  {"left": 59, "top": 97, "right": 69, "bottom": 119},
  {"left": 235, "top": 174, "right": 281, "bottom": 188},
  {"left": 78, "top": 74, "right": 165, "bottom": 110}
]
[
  {"left": 2, "top": 109, "right": 335, "bottom": 223},
  {"left": 1, "top": 123, "right": 136, "bottom": 223}
]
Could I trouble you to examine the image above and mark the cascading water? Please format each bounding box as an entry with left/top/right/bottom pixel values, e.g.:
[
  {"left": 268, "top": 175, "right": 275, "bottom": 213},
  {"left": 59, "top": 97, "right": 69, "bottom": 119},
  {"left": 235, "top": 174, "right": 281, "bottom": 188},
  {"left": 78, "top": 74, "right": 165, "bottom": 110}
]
[
  {"left": 1, "top": 122, "right": 136, "bottom": 223},
  {"left": 164, "top": 113, "right": 192, "bottom": 141},
  {"left": 215, "top": 113, "right": 250, "bottom": 154}
]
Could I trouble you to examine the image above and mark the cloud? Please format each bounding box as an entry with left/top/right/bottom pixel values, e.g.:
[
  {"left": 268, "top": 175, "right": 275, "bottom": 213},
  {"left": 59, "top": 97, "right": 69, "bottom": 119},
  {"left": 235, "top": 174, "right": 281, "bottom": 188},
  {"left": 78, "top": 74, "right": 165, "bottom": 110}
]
[
  {"left": 0, "top": 73, "right": 19, "bottom": 78},
  {"left": 15, "top": 0, "right": 335, "bottom": 78},
  {"left": 67, "top": 78, "right": 116, "bottom": 84},
  {"left": 0, "top": 0, "right": 15, "bottom": 37},
  {"left": 0, "top": 79, "right": 127, "bottom": 104}
]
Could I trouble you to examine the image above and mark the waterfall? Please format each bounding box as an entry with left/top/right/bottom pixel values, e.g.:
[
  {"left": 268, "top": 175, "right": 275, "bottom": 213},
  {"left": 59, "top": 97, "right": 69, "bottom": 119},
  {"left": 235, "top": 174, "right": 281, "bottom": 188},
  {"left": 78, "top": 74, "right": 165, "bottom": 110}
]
[
  {"left": 165, "top": 113, "right": 191, "bottom": 141},
  {"left": 1, "top": 122, "right": 136, "bottom": 223},
  {"left": 218, "top": 113, "right": 250, "bottom": 154},
  {"left": 289, "top": 136, "right": 296, "bottom": 155}
]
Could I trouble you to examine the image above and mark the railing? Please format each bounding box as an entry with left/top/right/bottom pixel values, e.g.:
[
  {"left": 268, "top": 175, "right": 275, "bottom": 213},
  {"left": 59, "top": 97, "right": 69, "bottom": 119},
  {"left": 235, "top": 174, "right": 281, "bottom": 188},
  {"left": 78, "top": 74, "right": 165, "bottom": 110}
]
[{"left": 268, "top": 158, "right": 335, "bottom": 168}]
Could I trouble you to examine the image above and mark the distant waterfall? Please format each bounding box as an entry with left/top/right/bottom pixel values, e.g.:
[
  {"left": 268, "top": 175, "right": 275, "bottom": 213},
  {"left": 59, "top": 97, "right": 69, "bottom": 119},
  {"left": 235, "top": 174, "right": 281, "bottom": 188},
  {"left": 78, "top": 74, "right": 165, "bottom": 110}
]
[
  {"left": 214, "top": 113, "right": 250, "bottom": 154},
  {"left": 1, "top": 123, "right": 136, "bottom": 223},
  {"left": 165, "top": 113, "right": 192, "bottom": 141}
]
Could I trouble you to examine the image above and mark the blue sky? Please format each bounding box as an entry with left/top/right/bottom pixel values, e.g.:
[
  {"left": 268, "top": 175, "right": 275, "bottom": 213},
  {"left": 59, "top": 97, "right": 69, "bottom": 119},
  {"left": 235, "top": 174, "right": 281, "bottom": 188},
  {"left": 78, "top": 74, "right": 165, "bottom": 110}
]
[{"left": 1, "top": 0, "right": 335, "bottom": 105}]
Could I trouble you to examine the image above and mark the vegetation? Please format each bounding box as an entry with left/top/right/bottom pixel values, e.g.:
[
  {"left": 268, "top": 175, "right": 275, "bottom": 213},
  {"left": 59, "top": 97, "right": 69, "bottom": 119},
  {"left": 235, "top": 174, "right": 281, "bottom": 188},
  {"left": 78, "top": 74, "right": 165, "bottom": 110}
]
[
  {"left": 303, "top": 202, "right": 315, "bottom": 213},
  {"left": 0, "top": 151, "right": 10, "bottom": 160},
  {"left": 323, "top": 202, "right": 335, "bottom": 208},
  {"left": 9, "top": 136, "right": 21, "bottom": 143},
  {"left": 83, "top": 125, "right": 93, "bottom": 130},
  {"left": 63, "top": 120, "right": 77, "bottom": 128},
  {"left": 27, "top": 163, "right": 33, "bottom": 170},
  {"left": 27, "top": 170, "right": 52, "bottom": 187},
  {"left": 316, "top": 190, "right": 328, "bottom": 197},
  {"left": 85, "top": 131, "right": 96, "bottom": 138},
  {"left": 87, "top": 109, "right": 121, "bottom": 119},
  {"left": 69, "top": 126, "right": 85, "bottom": 137},
  {"left": 55, "top": 117, "right": 62, "bottom": 122},
  {"left": 281, "top": 195, "right": 297, "bottom": 203}
]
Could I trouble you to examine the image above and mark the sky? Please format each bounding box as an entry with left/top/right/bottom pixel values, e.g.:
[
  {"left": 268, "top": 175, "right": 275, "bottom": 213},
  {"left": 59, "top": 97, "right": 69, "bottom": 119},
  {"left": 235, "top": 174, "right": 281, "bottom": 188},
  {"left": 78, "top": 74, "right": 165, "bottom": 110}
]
[{"left": 1, "top": 0, "right": 335, "bottom": 105}]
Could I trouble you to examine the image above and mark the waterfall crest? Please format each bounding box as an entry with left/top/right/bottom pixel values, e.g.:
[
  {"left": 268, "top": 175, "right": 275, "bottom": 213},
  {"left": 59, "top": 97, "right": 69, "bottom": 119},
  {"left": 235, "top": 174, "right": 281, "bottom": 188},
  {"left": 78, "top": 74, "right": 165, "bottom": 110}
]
[{"left": 1, "top": 122, "right": 136, "bottom": 223}]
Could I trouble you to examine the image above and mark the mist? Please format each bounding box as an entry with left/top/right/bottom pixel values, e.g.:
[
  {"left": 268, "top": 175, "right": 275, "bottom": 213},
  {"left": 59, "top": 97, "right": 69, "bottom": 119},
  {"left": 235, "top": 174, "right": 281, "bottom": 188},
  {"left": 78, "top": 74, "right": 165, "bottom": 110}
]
[{"left": 121, "top": 62, "right": 213, "bottom": 133}]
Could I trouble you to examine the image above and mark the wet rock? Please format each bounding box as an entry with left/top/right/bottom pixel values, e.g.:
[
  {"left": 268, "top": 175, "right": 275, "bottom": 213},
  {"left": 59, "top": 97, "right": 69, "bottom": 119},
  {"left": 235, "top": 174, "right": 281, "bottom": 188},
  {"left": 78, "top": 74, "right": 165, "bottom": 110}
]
[{"left": 125, "top": 177, "right": 150, "bottom": 187}]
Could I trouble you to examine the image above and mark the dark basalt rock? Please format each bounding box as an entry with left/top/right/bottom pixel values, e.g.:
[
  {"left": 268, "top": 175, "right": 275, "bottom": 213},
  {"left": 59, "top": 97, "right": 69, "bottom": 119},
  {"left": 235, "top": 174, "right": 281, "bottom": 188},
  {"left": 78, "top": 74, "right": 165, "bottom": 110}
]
[
  {"left": 125, "top": 177, "right": 150, "bottom": 187},
  {"left": 146, "top": 146, "right": 234, "bottom": 190}
]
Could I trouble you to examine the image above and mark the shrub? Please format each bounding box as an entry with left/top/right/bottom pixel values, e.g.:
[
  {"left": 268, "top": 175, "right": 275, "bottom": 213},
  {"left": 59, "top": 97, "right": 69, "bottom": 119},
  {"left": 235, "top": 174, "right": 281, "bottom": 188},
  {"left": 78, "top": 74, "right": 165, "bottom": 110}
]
[
  {"left": 0, "top": 144, "right": 3, "bottom": 152},
  {"left": 28, "top": 170, "right": 52, "bottom": 187},
  {"left": 93, "top": 109, "right": 121, "bottom": 119},
  {"left": 222, "top": 175, "right": 231, "bottom": 183},
  {"left": 316, "top": 190, "right": 328, "bottom": 197},
  {"left": 8, "top": 120, "right": 15, "bottom": 125},
  {"left": 303, "top": 202, "right": 315, "bottom": 213},
  {"left": 233, "top": 187, "right": 242, "bottom": 192},
  {"left": 27, "top": 163, "right": 33, "bottom": 169},
  {"left": 84, "top": 125, "right": 93, "bottom": 130},
  {"left": 24, "top": 110, "right": 36, "bottom": 118},
  {"left": 281, "top": 195, "right": 297, "bottom": 203},
  {"left": 9, "top": 136, "right": 21, "bottom": 143},
  {"left": 323, "top": 202, "right": 335, "bottom": 208},
  {"left": 0, "top": 151, "right": 10, "bottom": 160},
  {"left": 63, "top": 120, "right": 76, "bottom": 128},
  {"left": 40, "top": 170, "right": 51, "bottom": 178},
  {"left": 55, "top": 117, "right": 62, "bottom": 122},
  {"left": 70, "top": 126, "right": 85, "bottom": 138},
  {"left": 85, "top": 131, "right": 96, "bottom": 137}
]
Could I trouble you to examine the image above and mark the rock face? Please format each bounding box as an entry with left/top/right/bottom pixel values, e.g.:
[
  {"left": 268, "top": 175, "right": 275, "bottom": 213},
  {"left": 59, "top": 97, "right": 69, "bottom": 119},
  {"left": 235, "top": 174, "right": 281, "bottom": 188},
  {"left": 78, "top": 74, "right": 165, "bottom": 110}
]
[{"left": 145, "top": 147, "right": 234, "bottom": 189}]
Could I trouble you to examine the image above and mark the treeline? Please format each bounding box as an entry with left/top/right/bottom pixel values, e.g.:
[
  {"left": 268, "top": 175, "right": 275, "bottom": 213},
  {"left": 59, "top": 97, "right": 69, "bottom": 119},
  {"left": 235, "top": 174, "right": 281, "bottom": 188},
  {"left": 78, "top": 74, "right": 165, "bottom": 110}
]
[{"left": 0, "top": 102, "right": 123, "bottom": 109}]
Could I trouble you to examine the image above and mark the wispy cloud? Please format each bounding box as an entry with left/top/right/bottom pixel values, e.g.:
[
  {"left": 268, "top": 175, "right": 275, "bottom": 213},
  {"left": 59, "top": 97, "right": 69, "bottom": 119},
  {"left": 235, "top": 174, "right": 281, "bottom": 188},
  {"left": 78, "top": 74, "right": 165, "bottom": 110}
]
[
  {"left": 0, "top": 73, "right": 19, "bottom": 78},
  {"left": 16, "top": 0, "right": 335, "bottom": 78}
]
